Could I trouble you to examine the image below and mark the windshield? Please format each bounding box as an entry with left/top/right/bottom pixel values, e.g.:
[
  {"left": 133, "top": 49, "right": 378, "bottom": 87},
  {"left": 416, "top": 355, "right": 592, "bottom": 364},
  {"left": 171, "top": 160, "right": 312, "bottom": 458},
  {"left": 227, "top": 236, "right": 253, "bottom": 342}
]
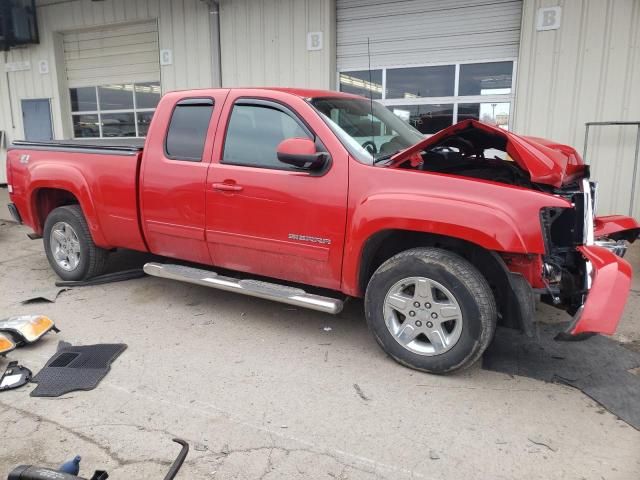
[{"left": 310, "top": 97, "right": 423, "bottom": 163}]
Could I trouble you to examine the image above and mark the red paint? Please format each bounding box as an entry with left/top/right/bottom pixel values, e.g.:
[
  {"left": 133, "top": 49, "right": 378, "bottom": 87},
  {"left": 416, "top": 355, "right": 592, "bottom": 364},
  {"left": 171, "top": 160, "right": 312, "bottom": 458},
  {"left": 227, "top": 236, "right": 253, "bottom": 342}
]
[
  {"left": 5, "top": 87, "right": 638, "bottom": 339},
  {"left": 571, "top": 246, "right": 633, "bottom": 335},
  {"left": 390, "top": 120, "right": 586, "bottom": 187},
  {"left": 594, "top": 215, "right": 640, "bottom": 238}
]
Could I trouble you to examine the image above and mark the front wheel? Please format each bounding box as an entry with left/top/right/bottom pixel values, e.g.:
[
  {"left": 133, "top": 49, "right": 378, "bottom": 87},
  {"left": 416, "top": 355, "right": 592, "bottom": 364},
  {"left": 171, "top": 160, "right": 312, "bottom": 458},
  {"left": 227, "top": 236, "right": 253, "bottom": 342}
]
[
  {"left": 364, "top": 247, "right": 497, "bottom": 374},
  {"left": 43, "top": 205, "right": 108, "bottom": 281}
]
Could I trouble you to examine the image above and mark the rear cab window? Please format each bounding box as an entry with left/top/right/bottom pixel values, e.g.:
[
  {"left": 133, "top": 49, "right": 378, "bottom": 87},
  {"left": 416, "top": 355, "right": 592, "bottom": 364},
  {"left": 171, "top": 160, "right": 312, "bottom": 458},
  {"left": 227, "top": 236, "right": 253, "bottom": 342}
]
[{"left": 165, "top": 98, "right": 214, "bottom": 161}]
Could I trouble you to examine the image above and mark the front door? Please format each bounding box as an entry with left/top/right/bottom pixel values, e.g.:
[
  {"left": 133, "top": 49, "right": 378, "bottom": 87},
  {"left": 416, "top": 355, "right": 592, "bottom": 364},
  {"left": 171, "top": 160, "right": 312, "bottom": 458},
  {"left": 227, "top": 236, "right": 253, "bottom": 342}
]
[
  {"left": 140, "top": 91, "right": 229, "bottom": 264},
  {"left": 206, "top": 93, "right": 349, "bottom": 290},
  {"left": 22, "top": 99, "right": 53, "bottom": 141}
]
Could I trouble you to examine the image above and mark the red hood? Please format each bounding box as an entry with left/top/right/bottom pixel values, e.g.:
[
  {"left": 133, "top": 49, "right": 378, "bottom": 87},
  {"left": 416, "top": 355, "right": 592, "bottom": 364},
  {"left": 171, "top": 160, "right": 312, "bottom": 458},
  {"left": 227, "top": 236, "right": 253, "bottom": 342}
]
[{"left": 390, "top": 120, "right": 586, "bottom": 187}]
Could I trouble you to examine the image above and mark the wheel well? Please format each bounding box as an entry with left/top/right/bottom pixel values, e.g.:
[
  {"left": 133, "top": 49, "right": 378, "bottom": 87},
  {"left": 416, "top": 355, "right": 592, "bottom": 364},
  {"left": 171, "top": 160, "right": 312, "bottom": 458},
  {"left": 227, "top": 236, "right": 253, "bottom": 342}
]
[
  {"left": 34, "top": 188, "right": 79, "bottom": 231},
  {"left": 358, "top": 229, "right": 532, "bottom": 331}
]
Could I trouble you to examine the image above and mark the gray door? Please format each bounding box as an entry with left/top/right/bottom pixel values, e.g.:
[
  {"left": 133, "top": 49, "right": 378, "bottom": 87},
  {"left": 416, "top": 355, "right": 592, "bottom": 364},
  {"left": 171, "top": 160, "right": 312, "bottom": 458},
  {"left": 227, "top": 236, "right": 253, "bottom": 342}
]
[{"left": 22, "top": 99, "right": 53, "bottom": 141}]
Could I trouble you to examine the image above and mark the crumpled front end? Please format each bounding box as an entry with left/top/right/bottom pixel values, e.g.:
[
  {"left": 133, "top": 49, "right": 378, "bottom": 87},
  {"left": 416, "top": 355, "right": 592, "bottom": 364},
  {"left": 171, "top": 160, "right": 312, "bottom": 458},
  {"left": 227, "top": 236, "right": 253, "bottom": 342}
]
[{"left": 541, "top": 179, "right": 637, "bottom": 337}]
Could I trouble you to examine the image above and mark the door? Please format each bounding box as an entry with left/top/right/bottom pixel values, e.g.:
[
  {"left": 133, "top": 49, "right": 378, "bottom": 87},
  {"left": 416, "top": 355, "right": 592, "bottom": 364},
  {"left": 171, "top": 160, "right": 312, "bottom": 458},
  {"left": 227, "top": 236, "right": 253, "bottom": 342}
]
[
  {"left": 206, "top": 94, "right": 349, "bottom": 290},
  {"left": 22, "top": 99, "right": 53, "bottom": 141},
  {"left": 140, "top": 91, "right": 229, "bottom": 264}
]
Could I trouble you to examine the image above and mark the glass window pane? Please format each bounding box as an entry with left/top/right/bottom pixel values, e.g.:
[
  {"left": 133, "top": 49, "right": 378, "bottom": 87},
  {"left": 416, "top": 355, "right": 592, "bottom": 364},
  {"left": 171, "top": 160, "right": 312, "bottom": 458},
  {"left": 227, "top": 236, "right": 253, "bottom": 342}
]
[
  {"left": 135, "top": 82, "right": 161, "bottom": 109},
  {"left": 458, "top": 102, "right": 511, "bottom": 130},
  {"left": 387, "top": 104, "right": 454, "bottom": 134},
  {"left": 339, "top": 70, "right": 383, "bottom": 99},
  {"left": 98, "top": 84, "right": 134, "bottom": 111},
  {"left": 386, "top": 65, "right": 455, "bottom": 99},
  {"left": 70, "top": 87, "right": 97, "bottom": 112},
  {"left": 101, "top": 112, "right": 136, "bottom": 137},
  {"left": 72, "top": 114, "right": 100, "bottom": 137},
  {"left": 136, "top": 111, "right": 155, "bottom": 137},
  {"left": 165, "top": 103, "right": 214, "bottom": 161},
  {"left": 223, "top": 105, "right": 310, "bottom": 169},
  {"left": 458, "top": 62, "right": 513, "bottom": 96}
]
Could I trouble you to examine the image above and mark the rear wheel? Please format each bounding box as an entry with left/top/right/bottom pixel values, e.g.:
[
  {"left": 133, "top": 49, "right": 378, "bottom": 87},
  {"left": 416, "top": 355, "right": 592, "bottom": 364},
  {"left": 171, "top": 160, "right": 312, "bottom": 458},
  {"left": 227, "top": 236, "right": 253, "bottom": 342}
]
[
  {"left": 43, "top": 205, "right": 108, "bottom": 281},
  {"left": 364, "top": 247, "right": 497, "bottom": 374}
]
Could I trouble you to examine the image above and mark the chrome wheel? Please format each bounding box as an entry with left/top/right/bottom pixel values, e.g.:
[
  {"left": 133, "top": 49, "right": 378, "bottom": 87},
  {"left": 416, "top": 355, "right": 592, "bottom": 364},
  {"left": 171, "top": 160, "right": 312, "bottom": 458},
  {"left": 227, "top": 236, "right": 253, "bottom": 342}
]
[
  {"left": 50, "top": 222, "right": 81, "bottom": 271},
  {"left": 383, "top": 276, "right": 463, "bottom": 356}
]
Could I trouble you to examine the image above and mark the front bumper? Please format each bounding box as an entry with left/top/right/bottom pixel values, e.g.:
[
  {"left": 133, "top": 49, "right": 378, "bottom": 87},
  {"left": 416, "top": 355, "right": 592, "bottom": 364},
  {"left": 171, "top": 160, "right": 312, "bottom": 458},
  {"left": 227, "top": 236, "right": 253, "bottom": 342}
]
[{"left": 567, "top": 245, "right": 632, "bottom": 336}]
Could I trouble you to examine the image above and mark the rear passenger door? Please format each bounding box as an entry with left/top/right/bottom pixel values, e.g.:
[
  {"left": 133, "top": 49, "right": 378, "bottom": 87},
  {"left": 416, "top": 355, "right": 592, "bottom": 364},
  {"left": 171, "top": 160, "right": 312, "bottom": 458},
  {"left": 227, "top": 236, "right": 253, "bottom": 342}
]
[
  {"left": 205, "top": 94, "right": 349, "bottom": 290},
  {"left": 140, "top": 91, "right": 229, "bottom": 264}
]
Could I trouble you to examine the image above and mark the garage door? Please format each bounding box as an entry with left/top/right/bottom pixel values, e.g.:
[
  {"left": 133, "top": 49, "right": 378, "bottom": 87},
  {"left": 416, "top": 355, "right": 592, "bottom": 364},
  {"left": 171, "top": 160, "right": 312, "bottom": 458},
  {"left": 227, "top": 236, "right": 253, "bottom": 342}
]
[
  {"left": 63, "top": 21, "right": 160, "bottom": 88},
  {"left": 337, "top": 0, "right": 523, "bottom": 70}
]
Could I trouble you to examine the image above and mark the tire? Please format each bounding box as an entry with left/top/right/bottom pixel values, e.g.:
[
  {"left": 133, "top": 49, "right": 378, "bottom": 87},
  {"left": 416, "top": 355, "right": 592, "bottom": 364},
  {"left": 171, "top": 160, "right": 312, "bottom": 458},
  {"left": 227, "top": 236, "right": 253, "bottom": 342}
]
[
  {"left": 43, "top": 205, "right": 108, "bottom": 281},
  {"left": 364, "top": 247, "right": 497, "bottom": 374}
]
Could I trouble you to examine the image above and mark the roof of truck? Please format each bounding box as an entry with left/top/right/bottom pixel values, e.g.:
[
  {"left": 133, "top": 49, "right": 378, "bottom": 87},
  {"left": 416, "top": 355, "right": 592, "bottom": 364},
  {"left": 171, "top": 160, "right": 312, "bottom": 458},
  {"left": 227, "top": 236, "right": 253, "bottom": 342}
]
[{"left": 247, "top": 87, "right": 363, "bottom": 99}]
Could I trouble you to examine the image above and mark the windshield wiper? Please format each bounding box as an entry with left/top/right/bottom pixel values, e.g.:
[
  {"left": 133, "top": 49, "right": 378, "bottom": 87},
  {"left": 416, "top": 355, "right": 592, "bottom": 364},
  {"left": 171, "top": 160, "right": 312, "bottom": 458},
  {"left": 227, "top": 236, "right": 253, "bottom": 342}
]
[{"left": 373, "top": 152, "right": 398, "bottom": 164}]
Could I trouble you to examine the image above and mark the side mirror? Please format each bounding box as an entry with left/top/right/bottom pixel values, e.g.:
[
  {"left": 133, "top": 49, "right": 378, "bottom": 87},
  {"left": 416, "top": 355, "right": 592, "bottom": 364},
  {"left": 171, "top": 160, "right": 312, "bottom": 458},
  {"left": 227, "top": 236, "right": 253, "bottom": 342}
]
[{"left": 276, "top": 138, "right": 329, "bottom": 171}]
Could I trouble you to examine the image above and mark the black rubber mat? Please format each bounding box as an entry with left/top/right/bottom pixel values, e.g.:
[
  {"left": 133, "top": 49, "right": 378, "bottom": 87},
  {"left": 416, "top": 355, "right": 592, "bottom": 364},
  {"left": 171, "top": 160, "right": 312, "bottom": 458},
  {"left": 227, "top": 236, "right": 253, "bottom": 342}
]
[
  {"left": 483, "top": 323, "right": 640, "bottom": 430},
  {"left": 31, "top": 341, "right": 127, "bottom": 397}
]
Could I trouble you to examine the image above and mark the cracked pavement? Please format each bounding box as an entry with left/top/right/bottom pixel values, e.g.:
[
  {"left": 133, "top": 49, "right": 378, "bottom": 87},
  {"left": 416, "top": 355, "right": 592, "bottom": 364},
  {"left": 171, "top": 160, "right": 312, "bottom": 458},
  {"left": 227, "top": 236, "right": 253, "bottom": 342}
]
[{"left": 1, "top": 194, "right": 639, "bottom": 479}]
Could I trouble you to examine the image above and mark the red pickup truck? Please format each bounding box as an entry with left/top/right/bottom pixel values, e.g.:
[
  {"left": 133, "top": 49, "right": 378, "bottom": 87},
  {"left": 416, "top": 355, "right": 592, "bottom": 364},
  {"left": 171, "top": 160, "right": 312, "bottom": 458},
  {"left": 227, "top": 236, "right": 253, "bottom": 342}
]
[{"left": 6, "top": 88, "right": 639, "bottom": 373}]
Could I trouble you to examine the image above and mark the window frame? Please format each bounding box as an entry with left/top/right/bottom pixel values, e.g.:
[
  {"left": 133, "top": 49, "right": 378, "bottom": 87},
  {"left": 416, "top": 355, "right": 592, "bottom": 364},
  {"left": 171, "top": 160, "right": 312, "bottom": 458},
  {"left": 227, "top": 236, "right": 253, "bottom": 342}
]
[
  {"left": 338, "top": 58, "right": 517, "bottom": 131},
  {"left": 69, "top": 82, "right": 161, "bottom": 139},
  {"left": 220, "top": 97, "right": 323, "bottom": 173},
  {"left": 163, "top": 97, "right": 215, "bottom": 162}
]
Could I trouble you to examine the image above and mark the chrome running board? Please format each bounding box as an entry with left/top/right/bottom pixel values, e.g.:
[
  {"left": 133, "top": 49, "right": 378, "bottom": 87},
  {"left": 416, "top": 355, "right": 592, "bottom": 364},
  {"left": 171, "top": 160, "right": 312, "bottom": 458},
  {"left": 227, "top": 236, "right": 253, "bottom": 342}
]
[{"left": 143, "top": 262, "right": 344, "bottom": 314}]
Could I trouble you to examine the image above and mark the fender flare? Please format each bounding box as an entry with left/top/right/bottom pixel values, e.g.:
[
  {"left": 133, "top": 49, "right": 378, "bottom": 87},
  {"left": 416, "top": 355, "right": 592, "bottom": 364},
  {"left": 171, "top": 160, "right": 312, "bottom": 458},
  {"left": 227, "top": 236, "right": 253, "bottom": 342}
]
[{"left": 27, "top": 163, "right": 109, "bottom": 247}]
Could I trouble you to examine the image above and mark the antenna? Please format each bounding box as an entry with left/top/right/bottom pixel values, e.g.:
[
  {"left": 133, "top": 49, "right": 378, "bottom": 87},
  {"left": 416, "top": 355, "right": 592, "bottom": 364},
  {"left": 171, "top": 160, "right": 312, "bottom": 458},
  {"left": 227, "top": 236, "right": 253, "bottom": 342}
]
[{"left": 367, "top": 37, "right": 375, "bottom": 158}]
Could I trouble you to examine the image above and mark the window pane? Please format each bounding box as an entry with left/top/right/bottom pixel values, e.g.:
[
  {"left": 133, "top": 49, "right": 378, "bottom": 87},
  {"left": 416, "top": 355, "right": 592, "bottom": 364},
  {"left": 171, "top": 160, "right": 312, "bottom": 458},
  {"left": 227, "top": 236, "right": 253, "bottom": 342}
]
[
  {"left": 458, "top": 102, "right": 511, "bottom": 129},
  {"left": 387, "top": 104, "right": 453, "bottom": 134},
  {"left": 386, "top": 65, "right": 455, "bottom": 99},
  {"left": 72, "top": 114, "right": 100, "bottom": 137},
  {"left": 98, "top": 84, "right": 134, "bottom": 111},
  {"left": 223, "top": 105, "right": 310, "bottom": 169},
  {"left": 136, "top": 111, "right": 155, "bottom": 137},
  {"left": 101, "top": 113, "right": 136, "bottom": 137},
  {"left": 165, "top": 102, "right": 214, "bottom": 161},
  {"left": 458, "top": 62, "right": 513, "bottom": 96},
  {"left": 70, "top": 87, "right": 97, "bottom": 112},
  {"left": 339, "top": 70, "right": 383, "bottom": 99},
  {"left": 135, "top": 82, "right": 161, "bottom": 109}
]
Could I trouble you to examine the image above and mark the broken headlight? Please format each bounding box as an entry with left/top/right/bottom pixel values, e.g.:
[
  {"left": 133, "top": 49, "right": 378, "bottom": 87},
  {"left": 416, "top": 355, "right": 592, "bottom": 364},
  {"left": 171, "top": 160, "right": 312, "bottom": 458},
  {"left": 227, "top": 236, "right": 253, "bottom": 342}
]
[
  {"left": 0, "top": 315, "right": 58, "bottom": 345},
  {"left": 0, "top": 333, "right": 16, "bottom": 355}
]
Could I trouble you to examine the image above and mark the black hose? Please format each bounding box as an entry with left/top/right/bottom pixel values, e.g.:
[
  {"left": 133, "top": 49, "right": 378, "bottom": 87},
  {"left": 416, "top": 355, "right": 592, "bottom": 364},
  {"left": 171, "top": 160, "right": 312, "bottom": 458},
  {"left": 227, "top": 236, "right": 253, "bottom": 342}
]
[{"left": 55, "top": 269, "right": 146, "bottom": 287}]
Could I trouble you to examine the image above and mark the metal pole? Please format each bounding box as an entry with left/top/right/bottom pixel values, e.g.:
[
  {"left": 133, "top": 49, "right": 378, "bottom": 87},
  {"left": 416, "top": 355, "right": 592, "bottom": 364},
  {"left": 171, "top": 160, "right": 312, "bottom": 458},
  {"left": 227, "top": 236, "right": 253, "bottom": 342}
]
[
  {"left": 630, "top": 124, "right": 640, "bottom": 216},
  {"left": 582, "top": 124, "right": 590, "bottom": 162}
]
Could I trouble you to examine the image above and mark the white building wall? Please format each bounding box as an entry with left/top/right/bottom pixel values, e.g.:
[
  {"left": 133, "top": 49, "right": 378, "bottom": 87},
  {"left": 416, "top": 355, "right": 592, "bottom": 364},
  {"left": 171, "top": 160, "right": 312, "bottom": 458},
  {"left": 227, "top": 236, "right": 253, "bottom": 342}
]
[
  {"left": 0, "top": 0, "right": 217, "bottom": 183},
  {"left": 514, "top": 0, "right": 640, "bottom": 217},
  {"left": 219, "top": 0, "right": 336, "bottom": 89}
]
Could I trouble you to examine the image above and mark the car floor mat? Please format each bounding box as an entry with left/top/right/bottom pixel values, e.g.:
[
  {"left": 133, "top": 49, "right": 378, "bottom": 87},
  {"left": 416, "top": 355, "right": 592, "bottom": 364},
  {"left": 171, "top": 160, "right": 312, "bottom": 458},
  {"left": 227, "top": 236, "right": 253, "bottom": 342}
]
[
  {"left": 482, "top": 323, "right": 640, "bottom": 430},
  {"left": 31, "top": 341, "right": 127, "bottom": 397}
]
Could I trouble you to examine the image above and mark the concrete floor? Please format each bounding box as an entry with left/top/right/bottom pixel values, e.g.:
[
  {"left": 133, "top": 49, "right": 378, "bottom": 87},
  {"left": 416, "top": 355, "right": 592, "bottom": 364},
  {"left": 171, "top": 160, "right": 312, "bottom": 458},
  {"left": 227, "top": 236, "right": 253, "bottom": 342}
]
[{"left": 1, "top": 187, "right": 639, "bottom": 479}]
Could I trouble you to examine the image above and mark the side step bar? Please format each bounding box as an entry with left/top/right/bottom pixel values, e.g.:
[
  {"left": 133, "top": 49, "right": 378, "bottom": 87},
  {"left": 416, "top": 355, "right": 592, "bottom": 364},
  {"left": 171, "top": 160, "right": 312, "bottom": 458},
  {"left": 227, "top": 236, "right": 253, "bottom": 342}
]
[{"left": 143, "top": 262, "right": 344, "bottom": 315}]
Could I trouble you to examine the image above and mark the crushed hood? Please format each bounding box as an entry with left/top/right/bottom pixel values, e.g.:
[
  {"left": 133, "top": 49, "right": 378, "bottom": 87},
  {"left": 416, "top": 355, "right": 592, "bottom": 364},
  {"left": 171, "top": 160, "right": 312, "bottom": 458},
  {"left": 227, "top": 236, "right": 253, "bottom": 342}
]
[{"left": 390, "top": 120, "right": 586, "bottom": 187}]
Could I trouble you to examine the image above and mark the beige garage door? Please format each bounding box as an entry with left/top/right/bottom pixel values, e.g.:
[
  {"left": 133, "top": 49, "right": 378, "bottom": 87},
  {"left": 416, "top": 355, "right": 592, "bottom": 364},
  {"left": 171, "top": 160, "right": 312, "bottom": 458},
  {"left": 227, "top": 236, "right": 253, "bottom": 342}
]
[{"left": 63, "top": 21, "right": 160, "bottom": 88}]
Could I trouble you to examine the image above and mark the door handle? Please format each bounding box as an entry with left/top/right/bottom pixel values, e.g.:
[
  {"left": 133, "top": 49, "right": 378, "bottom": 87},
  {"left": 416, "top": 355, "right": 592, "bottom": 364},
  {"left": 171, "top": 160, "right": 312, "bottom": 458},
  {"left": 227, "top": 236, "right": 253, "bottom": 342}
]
[{"left": 212, "top": 182, "right": 243, "bottom": 192}]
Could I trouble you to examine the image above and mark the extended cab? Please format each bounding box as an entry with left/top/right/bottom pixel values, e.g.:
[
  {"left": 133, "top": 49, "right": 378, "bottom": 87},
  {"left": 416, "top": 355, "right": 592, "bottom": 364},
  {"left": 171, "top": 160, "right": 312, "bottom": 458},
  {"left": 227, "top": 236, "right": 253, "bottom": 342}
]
[{"left": 6, "top": 88, "right": 640, "bottom": 373}]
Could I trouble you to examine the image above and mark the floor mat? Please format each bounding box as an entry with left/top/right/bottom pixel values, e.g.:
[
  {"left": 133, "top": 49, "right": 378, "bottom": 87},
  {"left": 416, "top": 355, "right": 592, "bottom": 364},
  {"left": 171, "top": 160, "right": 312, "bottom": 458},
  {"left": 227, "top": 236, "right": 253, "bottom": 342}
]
[
  {"left": 31, "top": 341, "right": 127, "bottom": 397},
  {"left": 483, "top": 323, "right": 640, "bottom": 430}
]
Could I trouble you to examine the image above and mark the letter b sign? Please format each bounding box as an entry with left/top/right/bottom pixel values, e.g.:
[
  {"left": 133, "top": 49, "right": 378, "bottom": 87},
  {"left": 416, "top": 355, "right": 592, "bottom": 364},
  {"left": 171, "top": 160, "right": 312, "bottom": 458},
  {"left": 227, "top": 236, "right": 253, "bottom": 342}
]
[
  {"left": 307, "top": 32, "right": 323, "bottom": 51},
  {"left": 536, "top": 7, "right": 561, "bottom": 31}
]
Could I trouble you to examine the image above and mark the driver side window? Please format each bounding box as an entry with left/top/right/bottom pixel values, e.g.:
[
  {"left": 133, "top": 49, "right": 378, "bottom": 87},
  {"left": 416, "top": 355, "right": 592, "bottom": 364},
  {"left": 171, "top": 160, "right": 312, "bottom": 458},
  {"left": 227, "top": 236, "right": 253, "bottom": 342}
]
[{"left": 223, "top": 103, "right": 311, "bottom": 170}]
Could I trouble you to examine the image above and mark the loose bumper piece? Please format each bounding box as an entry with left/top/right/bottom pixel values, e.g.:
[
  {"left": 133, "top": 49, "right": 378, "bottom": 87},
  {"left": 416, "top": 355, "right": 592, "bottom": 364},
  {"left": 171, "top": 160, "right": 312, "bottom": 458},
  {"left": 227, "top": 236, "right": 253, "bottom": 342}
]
[{"left": 566, "top": 245, "right": 632, "bottom": 336}]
